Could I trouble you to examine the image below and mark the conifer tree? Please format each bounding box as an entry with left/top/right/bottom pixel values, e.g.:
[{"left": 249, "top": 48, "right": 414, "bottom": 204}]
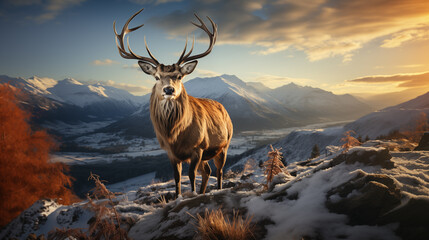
[
  {"left": 310, "top": 144, "right": 320, "bottom": 159},
  {"left": 264, "top": 145, "right": 286, "bottom": 187}
]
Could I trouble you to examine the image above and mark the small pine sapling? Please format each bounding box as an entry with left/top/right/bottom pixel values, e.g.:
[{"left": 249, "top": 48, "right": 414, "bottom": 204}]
[
  {"left": 364, "top": 135, "right": 370, "bottom": 142},
  {"left": 264, "top": 145, "right": 286, "bottom": 187},
  {"left": 341, "top": 130, "right": 361, "bottom": 153},
  {"left": 310, "top": 144, "right": 320, "bottom": 159}
]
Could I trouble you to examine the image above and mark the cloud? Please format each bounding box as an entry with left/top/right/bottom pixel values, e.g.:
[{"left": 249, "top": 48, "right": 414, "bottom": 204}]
[
  {"left": 347, "top": 71, "right": 429, "bottom": 89},
  {"left": 148, "top": 0, "right": 429, "bottom": 61},
  {"left": 381, "top": 28, "right": 429, "bottom": 48},
  {"left": 6, "top": 0, "right": 42, "bottom": 6},
  {"left": 130, "top": 0, "right": 182, "bottom": 5},
  {"left": 397, "top": 64, "right": 424, "bottom": 68},
  {"left": 105, "top": 80, "right": 151, "bottom": 95},
  {"left": 11, "top": 0, "right": 86, "bottom": 23},
  {"left": 122, "top": 63, "right": 141, "bottom": 71},
  {"left": 91, "top": 59, "right": 119, "bottom": 66},
  {"left": 251, "top": 73, "right": 316, "bottom": 89},
  {"left": 195, "top": 68, "right": 220, "bottom": 78}
]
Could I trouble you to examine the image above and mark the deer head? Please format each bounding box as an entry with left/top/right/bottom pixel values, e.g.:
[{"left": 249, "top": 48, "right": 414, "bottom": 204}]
[{"left": 114, "top": 8, "right": 217, "bottom": 101}]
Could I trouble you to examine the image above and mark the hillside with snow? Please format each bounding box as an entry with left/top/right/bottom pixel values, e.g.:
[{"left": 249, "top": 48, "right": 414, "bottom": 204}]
[
  {"left": 2, "top": 141, "right": 428, "bottom": 240},
  {"left": 234, "top": 91, "right": 429, "bottom": 164},
  {"left": 345, "top": 91, "right": 429, "bottom": 139}
]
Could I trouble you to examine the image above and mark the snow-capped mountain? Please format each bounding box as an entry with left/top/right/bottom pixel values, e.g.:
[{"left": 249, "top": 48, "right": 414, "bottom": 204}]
[
  {"left": 0, "top": 75, "right": 143, "bottom": 124},
  {"left": 270, "top": 82, "right": 372, "bottom": 121},
  {"left": 345, "top": 91, "right": 429, "bottom": 139},
  {"left": 103, "top": 74, "right": 372, "bottom": 137},
  {"left": 1, "top": 75, "right": 142, "bottom": 107}
]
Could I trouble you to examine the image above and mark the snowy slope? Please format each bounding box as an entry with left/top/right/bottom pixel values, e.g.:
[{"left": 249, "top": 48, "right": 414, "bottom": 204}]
[
  {"left": 345, "top": 91, "right": 429, "bottom": 139},
  {"left": 3, "top": 142, "right": 428, "bottom": 240},
  {"left": 231, "top": 126, "right": 344, "bottom": 167},
  {"left": 270, "top": 82, "right": 372, "bottom": 121}
]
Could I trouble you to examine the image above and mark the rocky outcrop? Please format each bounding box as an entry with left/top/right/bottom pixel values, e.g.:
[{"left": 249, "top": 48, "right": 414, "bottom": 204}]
[
  {"left": 414, "top": 132, "right": 429, "bottom": 150},
  {"left": 332, "top": 147, "right": 394, "bottom": 169},
  {"left": 326, "top": 173, "right": 401, "bottom": 225}
]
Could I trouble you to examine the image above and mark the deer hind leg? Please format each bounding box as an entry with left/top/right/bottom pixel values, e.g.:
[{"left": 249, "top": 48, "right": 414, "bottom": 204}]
[
  {"left": 172, "top": 162, "right": 182, "bottom": 198},
  {"left": 214, "top": 149, "right": 227, "bottom": 190},
  {"left": 189, "top": 149, "right": 203, "bottom": 194},
  {"left": 199, "top": 161, "right": 212, "bottom": 194}
]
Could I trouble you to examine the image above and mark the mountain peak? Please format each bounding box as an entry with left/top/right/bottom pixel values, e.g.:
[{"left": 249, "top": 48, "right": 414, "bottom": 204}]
[{"left": 58, "top": 78, "right": 83, "bottom": 85}]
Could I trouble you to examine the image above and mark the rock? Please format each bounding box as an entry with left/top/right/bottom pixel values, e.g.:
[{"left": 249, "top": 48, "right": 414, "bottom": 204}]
[
  {"left": 268, "top": 172, "right": 293, "bottom": 192},
  {"left": 0, "top": 199, "right": 60, "bottom": 240},
  {"left": 332, "top": 147, "right": 394, "bottom": 169},
  {"left": 380, "top": 197, "right": 429, "bottom": 240},
  {"left": 414, "top": 132, "right": 429, "bottom": 150},
  {"left": 326, "top": 173, "right": 401, "bottom": 225}
]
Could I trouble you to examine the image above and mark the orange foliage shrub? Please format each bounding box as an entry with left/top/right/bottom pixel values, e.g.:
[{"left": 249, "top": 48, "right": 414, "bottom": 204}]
[
  {"left": 402, "top": 112, "right": 429, "bottom": 143},
  {"left": 0, "top": 84, "right": 77, "bottom": 227},
  {"left": 377, "top": 112, "right": 429, "bottom": 143},
  {"left": 341, "top": 130, "right": 361, "bottom": 153}
]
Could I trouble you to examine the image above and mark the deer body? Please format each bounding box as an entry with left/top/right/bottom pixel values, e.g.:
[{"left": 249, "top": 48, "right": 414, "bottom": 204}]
[
  {"left": 114, "top": 9, "right": 232, "bottom": 197},
  {"left": 151, "top": 85, "right": 232, "bottom": 196}
]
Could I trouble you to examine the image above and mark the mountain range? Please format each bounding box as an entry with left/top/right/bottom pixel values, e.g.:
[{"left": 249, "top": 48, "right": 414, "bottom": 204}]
[
  {"left": 239, "top": 90, "right": 429, "bottom": 163},
  {"left": 0, "top": 75, "right": 142, "bottom": 124},
  {"left": 1, "top": 74, "right": 373, "bottom": 135},
  {"left": 103, "top": 74, "right": 373, "bottom": 137}
]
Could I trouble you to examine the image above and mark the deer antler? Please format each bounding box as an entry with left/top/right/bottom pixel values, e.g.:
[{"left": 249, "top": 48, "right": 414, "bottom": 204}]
[
  {"left": 177, "top": 14, "right": 217, "bottom": 65},
  {"left": 113, "top": 8, "right": 159, "bottom": 66}
]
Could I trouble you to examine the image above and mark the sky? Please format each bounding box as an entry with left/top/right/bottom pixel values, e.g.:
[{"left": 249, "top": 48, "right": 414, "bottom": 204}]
[{"left": 1, "top": 0, "right": 429, "bottom": 98}]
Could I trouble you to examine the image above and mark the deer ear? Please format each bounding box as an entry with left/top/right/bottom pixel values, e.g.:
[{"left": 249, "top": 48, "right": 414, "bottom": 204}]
[
  {"left": 180, "top": 61, "right": 198, "bottom": 75},
  {"left": 138, "top": 61, "right": 157, "bottom": 75}
]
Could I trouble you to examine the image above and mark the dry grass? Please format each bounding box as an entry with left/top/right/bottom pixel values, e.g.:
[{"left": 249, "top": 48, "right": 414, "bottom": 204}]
[
  {"left": 157, "top": 195, "right": 168, "bottom": 207},
  {"left": 48, "top": 173, "right": 132, "bottom": 240},
  {"left": 86, "top": 173, "right": 131, "bottom": 240},
  {"left": 48, "top": 228, "right": 88, "bottom": 240},
  {"left": 243, "top": 158, "right": 257, "bottom": 175},
  {"left": 192, "top": 208, "right": 255, "bottom": 240},
  {"left": 264, "top": 145, "right": 286, "bottom": 187}
]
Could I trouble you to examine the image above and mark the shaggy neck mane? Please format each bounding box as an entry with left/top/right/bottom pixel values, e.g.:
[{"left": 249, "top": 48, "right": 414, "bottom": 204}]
[{"left": 150, "top": 88, "right": 191, "bottom": 142}]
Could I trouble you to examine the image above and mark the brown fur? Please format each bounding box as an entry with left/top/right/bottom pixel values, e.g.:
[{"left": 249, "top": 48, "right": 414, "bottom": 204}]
[
  {"left": 114, "top": 9, "right": 226, "bottom": 197},
  {"left": 150, "top": 82, "right": 233, "bottom": 196}
]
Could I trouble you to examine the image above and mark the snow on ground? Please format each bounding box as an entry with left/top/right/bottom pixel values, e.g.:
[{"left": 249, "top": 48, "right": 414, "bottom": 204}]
[
  {"left": 231, "top": 126, "right": 344, "bottom": 170},
  {"left": 4, "top": 142, "right": 429, "bottom": 240},
  {"left": 43, "top": 120, "right": 116, "bottom": 138},
  {"left": 106, "top": 172, "right": 157, "bottom": 193},
  {"left": 50, "top": 120, "right": 349, "bottom": 165}
]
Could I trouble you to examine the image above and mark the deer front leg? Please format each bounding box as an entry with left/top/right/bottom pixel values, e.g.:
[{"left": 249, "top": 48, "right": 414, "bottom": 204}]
[
  {"left": 189, "top": 149, "right": 203, "bottom": 194},
  {"left": 173, "top": 162, "right": 182, "bottom": 198},
  {"left": 199, "top": 161, "right": 211, "bottom": 194},
  {"left": 214, "top": 150, "right": 227, "bottom": 190}
]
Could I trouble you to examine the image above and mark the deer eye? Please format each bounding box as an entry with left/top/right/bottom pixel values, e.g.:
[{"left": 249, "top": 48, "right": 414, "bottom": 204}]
[
  {"left": 177, "top": 75, "right": 182, "bottom": 80},
  {"left": 155, "top": 76, "right": 160, "bottom": 81}
]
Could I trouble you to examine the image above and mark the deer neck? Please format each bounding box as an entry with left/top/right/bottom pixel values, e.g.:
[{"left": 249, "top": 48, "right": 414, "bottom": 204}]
[{"left": 150, "top": 87, "right": 192, "bottom": 142}]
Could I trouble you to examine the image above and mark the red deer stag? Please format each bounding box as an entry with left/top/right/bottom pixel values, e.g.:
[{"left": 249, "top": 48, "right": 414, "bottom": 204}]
[{"left": 114, "top": 9, "right": 233, "bottom": 197}]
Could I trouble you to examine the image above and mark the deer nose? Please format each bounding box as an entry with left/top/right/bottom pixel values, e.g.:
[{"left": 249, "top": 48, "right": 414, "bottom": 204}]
[{"left": 163, "top": 86, "right": 175, "bottom": 95}]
